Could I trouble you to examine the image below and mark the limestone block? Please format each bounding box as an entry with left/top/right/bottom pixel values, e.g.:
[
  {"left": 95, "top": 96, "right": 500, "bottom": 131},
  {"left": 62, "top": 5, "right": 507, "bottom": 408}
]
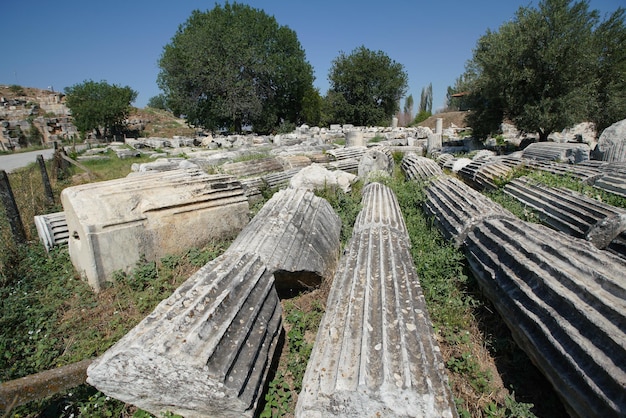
[
  {"left": 464, "top": 218, "right": 626, "bottom": 418},
  {"left": 61, "top": 169, "right": 249, "bottom": 291},
  {"left": 504, "top": 177, "right": 626, "bottom": 251},
  {"left": 228, "top": 187, "right": 341, "bottom": 291},
  {"left": 401, "top": 154, "right": 443, "bottom": 181},
  {"left": 33, "top": 211, "right": 68, "bottom": 252},
  {"left": 276, "top": 154, "right": 312, "bottom": 170},
  {"left": 596, "top": 118, "right": 626, "bottom": 162},
  {"left": 87, "top": 251, "right": 282, "bottom": 418},
  {"left": 296, "top": 183, "right": 456, "bottom": 418},
  {"left": 424, "top": 176, "right": 515, "bottom": 246},
  {"left": 357, "top": 146, "right": 394, "bottom": 180},
  {"left": 427, "top": 132, "right": 442, "bottom": 152},
  {"left": 324, "top": 158, "right": 360, "bottom": 174},
  {"left": 345, "top": 130, "right": 365, "bottom": 147},
  {"left": 522, "top": 142, "right": 591, "bottom": 164},
  {"left": 221, "top": 157, "right": 283, "bottom": 178}
]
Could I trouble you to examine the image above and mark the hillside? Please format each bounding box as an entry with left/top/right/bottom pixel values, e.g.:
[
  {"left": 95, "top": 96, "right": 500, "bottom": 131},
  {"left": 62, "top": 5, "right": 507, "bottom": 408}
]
[{"left": 417, "top": 110, "right": 470, "bottom": 130}]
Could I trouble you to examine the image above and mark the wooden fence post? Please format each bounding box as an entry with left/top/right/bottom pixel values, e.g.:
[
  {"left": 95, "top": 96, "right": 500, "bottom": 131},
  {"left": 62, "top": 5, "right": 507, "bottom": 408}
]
[
  {"left": 0, "top": 170, "right": 27, "bottom": 244},
  {"left": 37, "top": 155, "right": 55, "bottom": 205}
]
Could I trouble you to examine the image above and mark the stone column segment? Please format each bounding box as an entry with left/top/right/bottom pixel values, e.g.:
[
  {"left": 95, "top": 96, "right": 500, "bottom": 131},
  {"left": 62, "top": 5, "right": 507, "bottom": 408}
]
[
  {"left": 296, "top": 183, "right": 457, "bottom": 418},
  {"left": 424, "top": 176, "right": 515, "bottom": 247},
  {"left": 87, "top": 251, "right": 282, "bottom": 418},
  {"left": 504, "top": 177, "right": 626, "bottom": 252},
  {"left": 401, "top": 154, "right": 443, "bottom": 181},
  {"left": 228, "top": 187, "right": 341, "bottom": 289},
  {"left": 464, "top": 217, "right": 626, "bottom": 417}
]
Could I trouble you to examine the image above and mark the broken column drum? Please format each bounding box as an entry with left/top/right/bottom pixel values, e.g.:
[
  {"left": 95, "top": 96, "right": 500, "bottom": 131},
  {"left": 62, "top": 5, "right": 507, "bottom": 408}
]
[
  {"left": 504, "top": 177, "right": 626, "bottom": 253},
  {"left": 296, "top": 182, "right": 457, "bottom": 417},
  {"left": 400, "top": 154, "right": 443, "bottom": 182},
  {"left": 61, "top": 169, "right": 249, "bottom": 291},
  {"left": 87, "top": 251, "right": 282, "bottom": 418},
  {"left": 228, "top": 187, "right": 341, "bottom": 292}
]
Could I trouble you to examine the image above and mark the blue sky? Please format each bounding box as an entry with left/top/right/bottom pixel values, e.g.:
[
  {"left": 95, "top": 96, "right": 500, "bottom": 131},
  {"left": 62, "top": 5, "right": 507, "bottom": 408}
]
[{"left": 2, "top": 0, "right": 623, "bottom": 112}]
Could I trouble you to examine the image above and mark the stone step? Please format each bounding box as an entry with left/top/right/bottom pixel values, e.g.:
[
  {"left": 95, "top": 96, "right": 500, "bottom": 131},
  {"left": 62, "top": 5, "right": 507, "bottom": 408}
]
[
  {"left": 228, "top": 187, "right": 341, "bottom": 292},
  {"left": 424, "top": 176, "right": 515, "bottom": 246},
  {"left": 401, "top": 154, "right": 442, "bottom": 181},
  {"left": 464, "top": 217, "right": 626, "bottom": 418},
  {"left": 296, "top": 183, "right": 456, "bottom": 417},
  {"left": 87, "top": 251, "right": 282, "bottom": 418},
  {"left": 61, "top": 169, "right": 250, "bottom": 291},
  {"left": 522, "top": 142, "right": 591, "bottom": 164},
  {"left": 33, "top": 211, "right": 69, "bottom": 251},
  {"left": 504, "top": 177, "right": 626, "bottom": 252}
]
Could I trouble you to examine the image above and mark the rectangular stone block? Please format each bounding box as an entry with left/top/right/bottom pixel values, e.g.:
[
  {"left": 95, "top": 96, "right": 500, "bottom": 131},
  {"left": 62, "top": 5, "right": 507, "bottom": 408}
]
[{"left": 61, "top": 169, "right": 249, "bottom": 291}]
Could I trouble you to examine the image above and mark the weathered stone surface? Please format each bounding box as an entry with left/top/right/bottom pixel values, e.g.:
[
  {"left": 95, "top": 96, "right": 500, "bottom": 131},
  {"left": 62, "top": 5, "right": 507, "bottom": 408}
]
[
  {"left": 522, "top": 159, "right": 603, "bottom": 183},
  {"left": 228, "top": 187, "right": 341, "bottom": 292},
  {"left": 593, "top": 172, "right": 626, "bottom": 198},
  {"left": 325, "top": 158, "right": 360, "bottom": 174},
  {"left": 424, "top": 176, "right": 515, "bottom": 246},
  {"left": 595, "top": 118, "right": 626, "bottom": 162},
  {"left": 289, "top": 163, "right": 356, "bottom": 193},
  {"left": 87, "top": 251, "right": 282, "bottom": 418},
  {"left": 504, "top": 177, "right": 626, "bottom": 251},
  {"left": 276, "top": 154, "right": 312, "bottom": 170},
  {"left": 345, "top": 130, "right": 365, "bottom": 147},
  {"left": 401, "top": 154, "right": 443, "bottom": 181},
  {"left": 357, "top": 146, "right": 394, "bottom": 180},
  {"left": 131, "top": 158, "right": 198, "bottom": 173},
  {"left": 522, "top": 141, "right": 591, "bottom": 163},
  {"left": 296, "top": 183, "right": 456, "bottom": 418},
  {"left": 464, "top": 217, "right": 626, "bottom": 418},
  {"left": 33, "top": 211, "right": 68, "bottom": 251},
  {"left": 61, "top": 169, "right": 249, "bottom": 291},
  {"left": 221, "top": 157, "right": 283, "bottom": 178}
]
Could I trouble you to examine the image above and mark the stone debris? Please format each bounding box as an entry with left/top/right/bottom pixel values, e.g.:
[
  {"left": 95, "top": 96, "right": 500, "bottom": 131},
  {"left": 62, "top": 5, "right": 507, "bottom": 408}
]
[
  {"left": 401, "top": 154, "right": 443, "bottom": 181},
  {"left": 504, "top": 177, "right": 626, "bottom": 253},
  {"left": 261, "top": 167, "right": 303, "bottom": 189},
  {"left": 87, "top": 251, "right": 282, "bottom": 418},
  {"left": 296, "top": 183, "right": 456, "bottom": 418},
  {"left": 325, "top": 146, "right": 367, "bottom": 162},
  {"left": 424, "top": 176, "right": 515, "bottom": 247},
  {"left": 593, "top": 171, "right": 626, "bottom": 199},
  {"left": 464, "top": 217, "right": 626, "bottom": 418},
  {"left": 324, "top": 157, "right": 360, "bottom": 174},
  {"left": 288, "top": 163, "right": 357, "bottom": 193},
  {"left": 522, "top": 141, "right": 591, "bottom": 164},
  {"left": 61, "top": 169, "right": 249, "bottom": 291},
  {"left": 33, "top": 211, "right": 69, "bottom": 252},
  {"left": 228, "top": 187, "right": 341, "bottom": 292}
]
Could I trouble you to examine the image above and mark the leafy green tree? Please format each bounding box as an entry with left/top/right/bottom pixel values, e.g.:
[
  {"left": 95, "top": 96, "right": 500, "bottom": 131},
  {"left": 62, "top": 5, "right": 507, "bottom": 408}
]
[
  {"left": 464, "top": 0, "right": 625, "bottom": 140},
  {"left": 446, "top": 73, "right": 474, "bottom": 111},
  {"left": 157, "top": 2, "right": 314, "bottom": 134},
  {"left": 146, "top": 94, "right": 169, "bottom": 110},
  {"left": 64, "top": 80, "right": 137, "bottom": 139},
  {"left": 326, "top": 46, "right": 408, "bottom": 126}
]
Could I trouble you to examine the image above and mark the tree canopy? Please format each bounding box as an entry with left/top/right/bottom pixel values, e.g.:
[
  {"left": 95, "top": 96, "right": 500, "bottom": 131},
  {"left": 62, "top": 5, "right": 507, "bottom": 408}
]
[
  {"left": 326, "top": 46, "right": 408, "bottom": 126},
  {"left": 157, "top": 2, "right": 315, "bottom": 134},
  {"left": 463, "top": 0, "right": 626, "bottom": 140},
  {"left": 64, "top": 80, "right": 137, "bottom": 138}
]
